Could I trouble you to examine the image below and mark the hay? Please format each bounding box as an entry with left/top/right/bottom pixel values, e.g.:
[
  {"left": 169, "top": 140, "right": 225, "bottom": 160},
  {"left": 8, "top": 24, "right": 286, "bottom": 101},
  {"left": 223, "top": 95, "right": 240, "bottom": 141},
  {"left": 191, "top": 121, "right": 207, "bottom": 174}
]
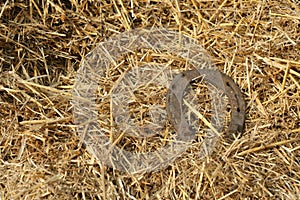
[{"left": 0, "top": 0, "right": 299, "bottom": 199}]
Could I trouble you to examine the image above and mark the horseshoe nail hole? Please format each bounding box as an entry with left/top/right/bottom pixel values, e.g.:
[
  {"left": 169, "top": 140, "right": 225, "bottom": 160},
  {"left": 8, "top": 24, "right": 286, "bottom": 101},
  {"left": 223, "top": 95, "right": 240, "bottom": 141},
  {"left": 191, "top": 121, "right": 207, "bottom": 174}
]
[
  {"left": 216, "top": 93, "right": 232, "bottom": 136},
  {"left": 226, "top": 82, "right": 230, "bottom": 87},
  {"left": 181, "top": 73, "right": 186, "bottom": 77},
  {"left": 237, "top": 107, "right": 240, "bottom": 112},
  {"left": 226, "top": 107, "right": 231, "bottom": 112}
]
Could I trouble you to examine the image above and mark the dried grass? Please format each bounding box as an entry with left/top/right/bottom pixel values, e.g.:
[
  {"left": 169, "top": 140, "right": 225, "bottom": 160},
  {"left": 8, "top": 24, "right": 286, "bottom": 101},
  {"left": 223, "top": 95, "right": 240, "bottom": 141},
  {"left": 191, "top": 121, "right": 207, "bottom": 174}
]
[{"left": 0, "top": 0, "right": 299, "bottom": 199}]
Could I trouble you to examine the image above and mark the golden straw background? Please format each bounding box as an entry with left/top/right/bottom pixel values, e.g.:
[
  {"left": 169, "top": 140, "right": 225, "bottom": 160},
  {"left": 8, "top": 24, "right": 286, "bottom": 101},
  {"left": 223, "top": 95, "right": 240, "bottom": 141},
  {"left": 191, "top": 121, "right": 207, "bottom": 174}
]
[{"left": 0, "top": 0, "right": 299, "bottom": 199}]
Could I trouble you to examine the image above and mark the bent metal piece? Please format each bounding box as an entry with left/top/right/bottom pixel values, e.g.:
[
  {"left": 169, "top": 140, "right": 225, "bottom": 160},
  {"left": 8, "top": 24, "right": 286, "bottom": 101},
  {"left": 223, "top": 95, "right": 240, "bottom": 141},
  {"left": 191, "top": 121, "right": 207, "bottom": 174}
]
[{"left": 166, "top": 69, "right": 246, "bottom": 140}]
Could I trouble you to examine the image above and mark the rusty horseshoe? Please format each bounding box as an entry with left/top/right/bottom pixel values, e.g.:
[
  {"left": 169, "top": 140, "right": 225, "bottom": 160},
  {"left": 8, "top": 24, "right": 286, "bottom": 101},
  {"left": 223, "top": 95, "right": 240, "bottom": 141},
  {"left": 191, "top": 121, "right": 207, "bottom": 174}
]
[{"left": 166, "top": 69, "right": 246, "bottom": 140}]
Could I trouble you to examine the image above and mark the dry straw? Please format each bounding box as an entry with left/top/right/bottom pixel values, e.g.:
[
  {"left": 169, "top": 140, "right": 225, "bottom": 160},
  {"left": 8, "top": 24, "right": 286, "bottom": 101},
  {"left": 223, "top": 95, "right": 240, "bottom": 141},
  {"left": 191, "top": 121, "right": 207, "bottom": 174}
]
[{"left": 0, "top": 0, "right": 299, "bottom": 199}]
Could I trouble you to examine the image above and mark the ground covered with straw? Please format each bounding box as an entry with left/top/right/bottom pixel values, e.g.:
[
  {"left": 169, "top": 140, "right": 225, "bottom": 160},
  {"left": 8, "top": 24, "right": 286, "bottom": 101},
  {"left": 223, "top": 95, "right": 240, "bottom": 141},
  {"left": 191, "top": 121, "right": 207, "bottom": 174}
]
[{"left": 0, "top": 0, "right": 299, "bottom": 199}]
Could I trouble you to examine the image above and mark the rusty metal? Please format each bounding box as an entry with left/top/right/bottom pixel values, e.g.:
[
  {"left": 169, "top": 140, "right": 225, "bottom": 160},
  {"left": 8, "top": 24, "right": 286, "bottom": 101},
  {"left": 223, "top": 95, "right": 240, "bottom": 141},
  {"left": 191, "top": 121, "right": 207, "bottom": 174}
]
[{"left": 166, "top": 69, "right": 246, "bottom": 139}]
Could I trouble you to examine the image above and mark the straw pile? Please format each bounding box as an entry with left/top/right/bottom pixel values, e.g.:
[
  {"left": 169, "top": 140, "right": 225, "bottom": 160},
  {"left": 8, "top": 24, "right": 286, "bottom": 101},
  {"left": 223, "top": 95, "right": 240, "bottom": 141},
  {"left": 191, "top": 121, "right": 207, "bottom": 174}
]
[{"left": 0, "top": 0, "right": 299, "bottom": 199}]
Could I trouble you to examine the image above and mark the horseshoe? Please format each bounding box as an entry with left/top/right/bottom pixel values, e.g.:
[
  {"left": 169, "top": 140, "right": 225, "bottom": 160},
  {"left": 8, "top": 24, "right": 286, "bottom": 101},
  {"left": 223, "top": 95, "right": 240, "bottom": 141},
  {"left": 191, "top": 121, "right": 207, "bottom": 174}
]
[{"left": 166, "top": 69, "right": 246, "bottom": 140}]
